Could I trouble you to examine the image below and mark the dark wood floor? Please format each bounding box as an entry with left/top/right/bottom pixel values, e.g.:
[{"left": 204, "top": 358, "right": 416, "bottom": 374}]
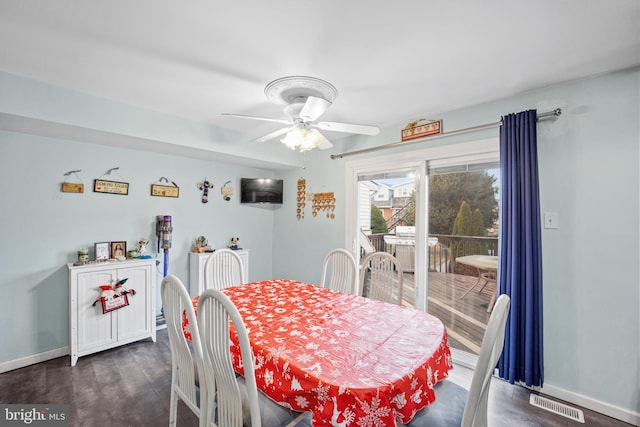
[{"left": 0, "top": 329, "right": 631, "bottom": 426}]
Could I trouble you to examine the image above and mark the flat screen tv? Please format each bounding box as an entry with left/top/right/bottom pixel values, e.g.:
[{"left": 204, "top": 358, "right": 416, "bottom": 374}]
[{"left": 240, "top": 178, "right": 284, "bottom": 204}]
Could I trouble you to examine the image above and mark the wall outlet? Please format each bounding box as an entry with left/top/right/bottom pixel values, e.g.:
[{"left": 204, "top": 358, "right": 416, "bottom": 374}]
[{"left": 544, "top": 212, "right": 559, "bottom": 229}]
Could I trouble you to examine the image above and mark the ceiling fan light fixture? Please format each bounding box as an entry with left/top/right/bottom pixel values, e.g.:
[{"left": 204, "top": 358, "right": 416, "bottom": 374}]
[{"left": 281, "top": 127, "right": 324, "bottom": 152}]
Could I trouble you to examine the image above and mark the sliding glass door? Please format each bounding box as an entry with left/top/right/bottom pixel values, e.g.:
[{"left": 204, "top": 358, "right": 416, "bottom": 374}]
[
  {"left": 425, "top": 160, "right": 500, "bottom": 357},
  {"left": 345, "top": 138, "right": 499, "bottom": 361}
]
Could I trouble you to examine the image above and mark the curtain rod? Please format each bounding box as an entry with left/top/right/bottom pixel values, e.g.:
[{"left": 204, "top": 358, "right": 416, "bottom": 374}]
[{"left": 330, "top": 108, "right": 562, "bottom": 160}]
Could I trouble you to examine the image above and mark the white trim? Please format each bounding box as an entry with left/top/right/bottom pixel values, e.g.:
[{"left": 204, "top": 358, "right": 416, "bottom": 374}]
[
  {"left": 540, "top": 383, "right": 640, "bottom": 426},
  {"left": 0, "top": 346, "right": 70, "bottom": 373}
]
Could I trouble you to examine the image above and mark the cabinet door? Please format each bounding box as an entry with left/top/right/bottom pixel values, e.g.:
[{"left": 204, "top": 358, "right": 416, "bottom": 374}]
[
  {"left": 76, "top": 270, "right": 117, "bottom": 352},
  {"left": 116, "top": 264, "right": 152, "bottom": 341}
]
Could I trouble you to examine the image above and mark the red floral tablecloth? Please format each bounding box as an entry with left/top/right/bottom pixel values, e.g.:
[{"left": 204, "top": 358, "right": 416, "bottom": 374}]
[{"left": 183, "top": 279, "right": 452, "bottom": 426}]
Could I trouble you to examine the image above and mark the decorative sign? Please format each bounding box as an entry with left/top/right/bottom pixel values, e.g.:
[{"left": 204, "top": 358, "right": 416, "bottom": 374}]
[
  {"left": 221, "top": 181, "right": 234, "bottom": 201},
  {"left": 401, "top": 119, "right": 442, "bottom": 141},
  {"left": 61, "top": 182, "right": 84, "bottom": 193},
  {"left": 151, "top": 184, "right": 179, "bottom": 198},
  {"left": 94, "top": 179, "right": 129, "bottom": 195}
]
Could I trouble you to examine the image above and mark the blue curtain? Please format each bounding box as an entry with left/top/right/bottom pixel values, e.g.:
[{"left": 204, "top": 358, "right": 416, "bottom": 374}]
[{"left": 497, "top": 109, "right": 544, "bottom": 387}]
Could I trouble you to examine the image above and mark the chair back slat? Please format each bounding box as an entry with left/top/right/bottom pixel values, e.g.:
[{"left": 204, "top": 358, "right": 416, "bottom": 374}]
[
  {"left": 198, "top": 288, "right": 261, "bottom": 427},
  {"left": 204, "top": 249, "right": 245, "bottom": 290},
  {"left": 359, "top": 252, "right": 403, "bottom": 305},
  {"left": 320, "top": 248, "right": 357, "bottom": 294},
  {"left": 161, "top": 274, "right": 206, "bottom": 425},
  {"left": 461, "top": 294, "right": 511, "bottom": 427}
]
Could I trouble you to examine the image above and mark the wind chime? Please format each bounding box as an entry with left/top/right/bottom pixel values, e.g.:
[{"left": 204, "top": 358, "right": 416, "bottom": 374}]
[
  {"left": 312, "top": 192, "right": 336, "bottom": 219},
  {"left": 297, "top": 178, "right": 306, "bottom": 219}
]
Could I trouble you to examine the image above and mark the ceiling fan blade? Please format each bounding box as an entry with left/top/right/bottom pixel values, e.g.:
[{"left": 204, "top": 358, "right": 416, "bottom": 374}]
[
  {"left": 299, "top": 96, "right": 332, "bottom": 122},
  {"left": 252, "top": 126, "right": 295, "bottom": 143},
  {"left": 315, "top": 121, "right": 380, "bottom": 136},
  {"left": 222, "top": 113, "right": 291, "bottom": 125}
]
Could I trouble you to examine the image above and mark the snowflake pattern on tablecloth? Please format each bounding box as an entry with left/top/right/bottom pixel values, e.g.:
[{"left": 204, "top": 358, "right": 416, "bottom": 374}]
[{"left": 182, "top": 280, "right": 452, "bottom": 426}]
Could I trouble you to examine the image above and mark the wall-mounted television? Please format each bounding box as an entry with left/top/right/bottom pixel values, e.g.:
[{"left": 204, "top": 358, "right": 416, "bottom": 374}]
[{"left": 240, "top": 178, "right": 284, "bottom": 204}]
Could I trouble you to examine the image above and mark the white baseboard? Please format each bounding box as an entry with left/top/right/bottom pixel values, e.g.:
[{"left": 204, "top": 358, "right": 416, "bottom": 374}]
[
  {"left": 0, "top": 347, "right": 70, "bottom": 374},
  {"left": 541, "top": 383, "right": 639, "bottom": 426}
]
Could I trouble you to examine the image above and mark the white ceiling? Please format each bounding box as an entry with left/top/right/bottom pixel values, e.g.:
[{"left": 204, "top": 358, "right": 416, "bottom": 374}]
[{"left": 0, "top": 1, "right": 638, "bottom": 149}]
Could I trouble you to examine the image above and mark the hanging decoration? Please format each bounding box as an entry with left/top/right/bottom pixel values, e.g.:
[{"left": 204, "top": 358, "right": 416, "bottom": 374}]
[
  {"left": 61, "top": 169, "right": 84, "bottom": 193},
  {"left": 297, "top": 178, "right": 306, "bottom": 220},
  {"left": 92, "top": 278, "right": 136, "bottom": 314},
  {"left": 312, "top": 192, "right": 336, "bottom": 219},
  {"left": 197, "top": 178, "right": 213, "bottom": 203},
  {"left": 94, "top": 167, "right": 129, "bottom": 195},
  {"left": 221, "top": 181, "right": 234, "bottom": 201},
  {"left": 151, "top": 176, "right": 179, "bottom": 198}
]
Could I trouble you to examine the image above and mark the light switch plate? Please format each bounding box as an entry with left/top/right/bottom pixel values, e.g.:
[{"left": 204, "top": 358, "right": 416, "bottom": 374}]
[{"left": 544, "top": 212, "right": 559, "bottom": 229}]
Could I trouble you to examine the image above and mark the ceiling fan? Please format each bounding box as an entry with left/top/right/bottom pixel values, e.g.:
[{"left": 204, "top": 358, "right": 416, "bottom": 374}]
[{"left": 222, "top": 76, "right": 380, "bottom": 152}]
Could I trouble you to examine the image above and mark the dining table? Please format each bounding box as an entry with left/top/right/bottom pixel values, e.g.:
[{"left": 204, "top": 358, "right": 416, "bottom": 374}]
[{"left": 183, "top": 279, "right": 452, "bottom": 426}]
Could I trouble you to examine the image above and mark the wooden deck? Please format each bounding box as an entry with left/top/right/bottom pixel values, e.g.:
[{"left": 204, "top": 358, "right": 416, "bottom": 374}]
[{"left": 365, "top": 271, "right": 494, "bottom": 355}]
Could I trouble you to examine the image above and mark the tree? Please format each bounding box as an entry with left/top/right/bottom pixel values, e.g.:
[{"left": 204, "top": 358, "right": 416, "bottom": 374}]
[
  {"left": 471, "top": 208, "right": 485, "bottom": 236},
  {"left": 452, "top": 200, "right": 473, "bottom": 236},
  {"left": 401, "top": 190, "right": 416, "bottom": 226},
  {"left": 429, "top": 172, "right": 497, "bottom": 235},
  {"left": 371, "top": 205, "right": 388, "bottom": 234}
]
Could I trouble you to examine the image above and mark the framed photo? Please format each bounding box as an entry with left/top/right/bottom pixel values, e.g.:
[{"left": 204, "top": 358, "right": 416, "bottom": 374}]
[
  {"left": 111, "top": 241, "right": 126, "bottom": 258},
  {"left": 94, "top": 242, "right": 110, "bottom": 261}
]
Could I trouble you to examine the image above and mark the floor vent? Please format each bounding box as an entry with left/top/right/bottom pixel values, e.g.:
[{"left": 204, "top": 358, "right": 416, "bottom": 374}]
[{"left": 529, "top": 394, "right": 585, "bottom": 423}]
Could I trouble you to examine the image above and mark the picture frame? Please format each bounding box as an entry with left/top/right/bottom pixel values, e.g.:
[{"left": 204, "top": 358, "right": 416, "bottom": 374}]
[
  {"left": 94, "top": 242, "right": 111, "bottom": 261},
  {"left": 111, "top": 241, "right": 126, "bottom": 258}
]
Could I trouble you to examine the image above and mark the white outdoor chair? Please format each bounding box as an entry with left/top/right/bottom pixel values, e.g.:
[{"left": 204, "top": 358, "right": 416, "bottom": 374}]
[
  {"left": 359, "top": 251, "right": 404, "bottom": 305},
  {"left": 204, "top": 248, "right": 245, "bottom": 290},
  {"left": 197, "top": 288, "right": 301, "bottom": 427},
  {"left": 320, "top": 248, "right": 358, "bottom": 294},
  {"left": 406, "top": 294, "right": 511, "bottom": 427},
  {"left": 161, "top": 274, "right": 207, "bottom": 426}
]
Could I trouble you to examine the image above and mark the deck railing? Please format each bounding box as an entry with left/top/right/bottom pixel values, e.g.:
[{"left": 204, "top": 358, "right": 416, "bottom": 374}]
[{"left": 366, "top": 233, "right": 499, "bottom": 273}]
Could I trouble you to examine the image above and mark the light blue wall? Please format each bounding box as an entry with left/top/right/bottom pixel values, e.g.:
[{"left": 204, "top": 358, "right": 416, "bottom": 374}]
[
  {"left": 272, "top": 68, "right": 640, "bottom": 419},
  {"left": 0, "top": 68, "right": 638, "bottom": 420},
  {"left": 0, "top": 129, "right": 281, "bottom": 362}
]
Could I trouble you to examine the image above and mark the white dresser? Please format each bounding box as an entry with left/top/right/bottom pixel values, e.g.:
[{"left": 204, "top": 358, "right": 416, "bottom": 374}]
[
  {"left": 68, "top": 259, "right": 156, "bottom": 366},
  {"left": 189, "top": 250, "right": 249, "bottom": 298}
]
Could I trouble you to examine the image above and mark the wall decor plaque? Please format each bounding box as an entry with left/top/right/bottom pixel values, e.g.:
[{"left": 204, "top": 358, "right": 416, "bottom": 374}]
[
  {"left": 94, "top": 179, "right": 129, "bottom": 195},
  {"left": 401, "top": 119, "right": 442, "bottom": 141},
  {"left": 151, "top": 184, "right": 179, "bottom": 198},
  {"left": 61, "top": 182, "right": 84, "bottom": 193}
]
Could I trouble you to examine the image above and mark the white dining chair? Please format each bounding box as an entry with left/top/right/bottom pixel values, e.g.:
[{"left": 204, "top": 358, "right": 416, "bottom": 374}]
[
  {"left": 320, "top": 248, "right": 358, "bottom": 294},
  {"left": 359, "top": 251, "right": 404, "bottom": 305},
  {"left": 204, "top": 248, "right": 245, "bottom": 290},
  {"left": 161, "top": 274, "right": 207, "bottom": 427},
  {"left": 197, "top": 288, "right": 301, "bottom": 427},
  {"left": 405, "top": 294, "right": 511, "bottom": 427}
]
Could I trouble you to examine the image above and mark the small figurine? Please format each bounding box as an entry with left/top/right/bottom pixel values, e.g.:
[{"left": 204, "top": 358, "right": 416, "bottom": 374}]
[
  {"left": 193, "top": 235, "right": 211, "bottom": 253},
  {"left": 228, "top": 237, "right": 240, "bottom": 250},
  {"left": 138, "top": 238, "right": 149, "bottom": 255}
]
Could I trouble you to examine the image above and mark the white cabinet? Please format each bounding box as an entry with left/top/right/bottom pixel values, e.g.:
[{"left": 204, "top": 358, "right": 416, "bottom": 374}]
[
  {"left": 68, "top": 259, "right": 156, "bottom": 366},
  {"left": 189, "top": 250, "right": 249, "bottom": 298}
]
